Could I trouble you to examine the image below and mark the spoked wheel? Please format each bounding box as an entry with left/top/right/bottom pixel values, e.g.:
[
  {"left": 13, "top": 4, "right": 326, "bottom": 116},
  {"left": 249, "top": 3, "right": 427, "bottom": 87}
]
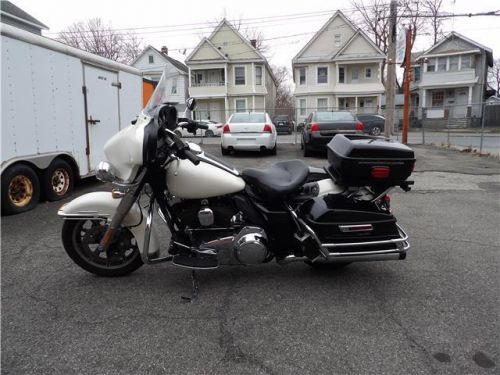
[{"left": 62, "top": 219, "right": 143, "bottom": 277}]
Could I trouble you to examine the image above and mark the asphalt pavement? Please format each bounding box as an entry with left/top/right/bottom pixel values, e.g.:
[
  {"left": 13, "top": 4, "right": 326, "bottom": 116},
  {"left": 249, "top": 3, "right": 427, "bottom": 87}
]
[{"left": 2, "top": 144, "right": 499, "bottom": 374}]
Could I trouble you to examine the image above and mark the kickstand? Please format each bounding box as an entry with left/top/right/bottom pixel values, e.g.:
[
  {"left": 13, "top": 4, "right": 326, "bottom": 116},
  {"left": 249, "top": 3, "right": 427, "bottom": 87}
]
[{"left": 181, "top": 270, "right": 199, "bottom": 303}]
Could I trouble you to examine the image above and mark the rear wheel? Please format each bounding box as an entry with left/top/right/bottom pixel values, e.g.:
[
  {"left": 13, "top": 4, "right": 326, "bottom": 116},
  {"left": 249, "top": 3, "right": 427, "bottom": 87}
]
[
  {"left": 205, "top": 130, "right": 214, "bottom": 137},
  {"left": 43, "top": 159, "right": 74, "bottom": 201},
  {"left": 370, "top": 126, "right": 382, "bottom": 136},
  {"left": 221, "top": 146, "right": 230, "bottom": 156},
  {"left": 303, "top": 142, "right": 312, "bottom": 157},
  {"left": 1, "top": 164, "right": 40, "bottom": 215},
  {"left": 269, "top": 143, "right": 277, "bottom": 155},
  {"left": 62, "top": 219, "right": 143, "bottom": 277}
]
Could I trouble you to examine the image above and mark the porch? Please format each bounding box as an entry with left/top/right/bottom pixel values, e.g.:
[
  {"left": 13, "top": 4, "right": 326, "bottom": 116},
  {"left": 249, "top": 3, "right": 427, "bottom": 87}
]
[{"left": 337, "top": 96, "right": 380, "bottom": 114}]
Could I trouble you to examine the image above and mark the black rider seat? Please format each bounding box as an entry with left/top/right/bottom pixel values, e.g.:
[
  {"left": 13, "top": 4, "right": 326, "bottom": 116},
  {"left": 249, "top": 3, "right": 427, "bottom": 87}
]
[{"left": 241, "top": 160, "right": 309, "bottom": 196}]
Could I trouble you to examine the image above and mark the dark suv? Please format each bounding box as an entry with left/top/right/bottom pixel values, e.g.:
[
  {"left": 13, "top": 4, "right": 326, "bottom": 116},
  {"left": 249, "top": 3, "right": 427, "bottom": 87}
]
[
  {"left": 301, "top": 111, "right": 364, "bottom": 156},
  {"left": 272, "top": 115, "right": 292, "bottom": 134},
  {"left": 356, "top": 114, "right": 385, "bottom": 136}
]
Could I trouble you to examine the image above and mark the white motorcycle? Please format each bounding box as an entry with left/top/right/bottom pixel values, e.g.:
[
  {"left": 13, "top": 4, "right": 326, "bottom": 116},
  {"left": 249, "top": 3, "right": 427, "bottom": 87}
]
[{"left": 59, "top": 66, "right": 415, "bottom": 280}]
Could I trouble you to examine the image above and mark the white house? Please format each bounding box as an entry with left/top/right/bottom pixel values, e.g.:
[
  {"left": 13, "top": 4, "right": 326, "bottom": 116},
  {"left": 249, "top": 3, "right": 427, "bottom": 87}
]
[
  {"left": 292, "top": 11, "right": 386, "bottom": 123},
  {"left": 131, "top": 45, "right": 189, "bottom": 110},
  {"left": 185, "top": 19, "right": 277, "bottom": 123}
]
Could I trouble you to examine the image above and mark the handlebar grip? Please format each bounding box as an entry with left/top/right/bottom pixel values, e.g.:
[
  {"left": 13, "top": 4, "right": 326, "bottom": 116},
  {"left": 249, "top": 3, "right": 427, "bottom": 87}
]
[{"left": 183, "top": 149, "right": 200, "bottom": 165}]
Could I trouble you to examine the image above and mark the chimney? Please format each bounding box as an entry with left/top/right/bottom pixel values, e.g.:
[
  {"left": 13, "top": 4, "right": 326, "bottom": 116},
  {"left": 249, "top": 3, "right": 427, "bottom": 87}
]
[
  {"left": 161, "top": 46, "right": 168, "bottom": 55},
  {"left": 250, "top": 39, "right": 257, "bottom": 48}
]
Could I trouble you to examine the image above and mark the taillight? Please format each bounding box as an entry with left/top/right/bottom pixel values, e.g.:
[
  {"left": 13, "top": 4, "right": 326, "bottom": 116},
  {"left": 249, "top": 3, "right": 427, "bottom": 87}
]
[
  {"left": 223, "top": 124, "right": 230, "bottom": 133},
  {"left": 356, "top": 121, "right": 364, "bottom": 132},
  {"left": 263, "top": 124, "right": 272, "bottom": 133},
  {"left": 310, "top": 123, "right": 320, "bottom": 132},
  {"left": 371, "top": 166, "right": 390, "bottom": 179}
]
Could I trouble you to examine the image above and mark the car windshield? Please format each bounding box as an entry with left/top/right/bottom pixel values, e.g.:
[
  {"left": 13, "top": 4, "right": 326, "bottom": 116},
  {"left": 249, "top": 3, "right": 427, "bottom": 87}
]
[
  {"left": 229, "top": 114, "right": 266, "bottom": 123},
  {"left": 315, "top": 112, "right": 355, "bottom": 122},
  {"left": 143, "top": 65, "right": 181, "bottom": 117}
]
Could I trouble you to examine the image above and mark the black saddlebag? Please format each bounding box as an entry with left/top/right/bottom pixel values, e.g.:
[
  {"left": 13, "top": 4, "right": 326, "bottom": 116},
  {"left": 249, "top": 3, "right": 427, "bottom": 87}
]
[
  {"left": 299, "top": 194, "right": 402, "bottom": 247},
  {"left": 327, "top": 134, "right": 415, "bottom": 187}
]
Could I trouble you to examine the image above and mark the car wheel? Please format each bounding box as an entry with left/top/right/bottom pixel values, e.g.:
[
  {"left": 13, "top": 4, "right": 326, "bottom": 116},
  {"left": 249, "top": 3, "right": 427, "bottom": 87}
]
[
  {"left": 269, "top": 143, "right": 277, "bottom": 155},
  {"left": 370, "top": 126, "right": 382, "bottom": 136},
  {"left": 205, "top": 130, "right": 214, "bottom": 137},
  {"left": 221, "top": 146, "right": 230, "bottom": 156},
  {"left": 303, "top": 143, "right": 312, "bottom": 157},
  {"left": 1, "top": 164, "right": 41, "bottom": 215},
  {"left": 43, "top": 158, "right": 74, "bottom": 201}
]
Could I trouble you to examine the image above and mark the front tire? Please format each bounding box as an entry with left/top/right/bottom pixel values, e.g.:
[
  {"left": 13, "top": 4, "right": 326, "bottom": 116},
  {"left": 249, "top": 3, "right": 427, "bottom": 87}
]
[
  {"left": 43, "top": 159, "right": 74, "bottom": 201},
  {"left": 1, "top": 164, "right": 40, "bottom": 215},
  {"left": 62, "top": 219, "right": 143, "bottom": 277}
]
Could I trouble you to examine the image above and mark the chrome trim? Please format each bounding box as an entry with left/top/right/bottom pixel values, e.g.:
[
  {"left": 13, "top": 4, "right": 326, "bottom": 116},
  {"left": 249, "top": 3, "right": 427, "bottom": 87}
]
[
  {"left": 339, "top": 224, "right": 374, "bottom": 233},
  {"left": 322, "top": 224, "right": 409, "bottom": 249},
  {"left": 286, "top": 205, "right": 329, "bottom": 258},
  {"left": 95, "top": 161, "right": 117, "bottom": 183}
]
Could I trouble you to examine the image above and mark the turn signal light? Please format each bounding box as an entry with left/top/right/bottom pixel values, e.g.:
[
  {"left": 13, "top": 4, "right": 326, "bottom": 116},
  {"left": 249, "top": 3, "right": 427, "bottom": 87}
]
[
  {"left": 263, "top": 124, "right": 272, "bottom": 133},
  {"left": 355, "top": 121, "right": 364, "bottom": 132},
  {"left": 223, "top": 124, "right": 230, "bottom": 133},
  {"left": 310, "top": 123, "right": 320, "bottom": 132},
  {"left": 371, "top": 166, "right": 390, "bottom": 178}
]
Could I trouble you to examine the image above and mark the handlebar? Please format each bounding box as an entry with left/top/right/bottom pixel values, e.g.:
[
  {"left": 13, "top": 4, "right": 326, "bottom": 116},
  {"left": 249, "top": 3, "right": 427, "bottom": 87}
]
[{"left": 182, "top": 148, "right": 200, "bottom": 165}]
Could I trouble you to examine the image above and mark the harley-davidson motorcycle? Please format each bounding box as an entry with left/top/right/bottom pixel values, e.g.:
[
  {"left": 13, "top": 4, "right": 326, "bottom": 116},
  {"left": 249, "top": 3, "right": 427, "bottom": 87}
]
[{"left": 59, "top": 66, "right": 415, "bottom": 280}]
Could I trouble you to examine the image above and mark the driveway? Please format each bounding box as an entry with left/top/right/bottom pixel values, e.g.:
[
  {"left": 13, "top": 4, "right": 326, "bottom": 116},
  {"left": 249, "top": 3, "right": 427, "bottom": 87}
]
[{"left": 2, "top": 144, "right": 499, "bottom": 374}]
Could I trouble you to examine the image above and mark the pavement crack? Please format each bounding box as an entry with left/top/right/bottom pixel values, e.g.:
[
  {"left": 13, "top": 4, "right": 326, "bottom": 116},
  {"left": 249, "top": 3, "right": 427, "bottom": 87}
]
[{"left": 21, "top": 274, "right": 60, "bottom": 321}]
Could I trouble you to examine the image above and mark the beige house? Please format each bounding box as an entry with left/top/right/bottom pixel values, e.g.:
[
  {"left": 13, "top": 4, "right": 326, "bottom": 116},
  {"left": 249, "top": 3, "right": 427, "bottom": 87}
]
[
  {"left": 292, "top": 11, "right": 386, "bottom": 123},
  {"left": 185, "top": 19, "right": 277, "bottom": 123}
]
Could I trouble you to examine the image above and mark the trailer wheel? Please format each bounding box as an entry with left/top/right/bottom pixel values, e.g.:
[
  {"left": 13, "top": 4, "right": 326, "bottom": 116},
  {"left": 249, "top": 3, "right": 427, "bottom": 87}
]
[
  {"left": 43, "top": 159, "right": 74, "bottom": 201},
  {"left": 1, "top": 164, "right": 40, "bottom": 215}
]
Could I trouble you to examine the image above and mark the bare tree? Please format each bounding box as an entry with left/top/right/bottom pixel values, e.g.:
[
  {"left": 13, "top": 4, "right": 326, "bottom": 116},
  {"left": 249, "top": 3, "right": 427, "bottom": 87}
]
[
  {"left": 422, "top": 0, "right": 445, "bottom": 44},
  {"left": 271, "top": 66, "right": 295, "bottom": 117},
  {"left": 489, "top": 59, "right": 500, "bottom": 95},
  {"left": 57, "top": 18, "right": 142, "bottom": 64}
]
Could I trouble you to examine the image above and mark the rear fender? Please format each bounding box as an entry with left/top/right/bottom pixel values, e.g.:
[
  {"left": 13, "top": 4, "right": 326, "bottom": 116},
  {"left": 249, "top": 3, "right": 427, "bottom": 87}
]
[{"left": 58, "top": 191, "right": 159, "bottom": 255}]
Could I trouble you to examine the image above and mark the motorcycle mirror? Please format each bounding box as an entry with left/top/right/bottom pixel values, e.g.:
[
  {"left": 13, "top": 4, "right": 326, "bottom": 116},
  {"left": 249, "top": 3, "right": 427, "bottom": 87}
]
[{"left": 186, "top": 97, "right": 197, "bottom": 111}]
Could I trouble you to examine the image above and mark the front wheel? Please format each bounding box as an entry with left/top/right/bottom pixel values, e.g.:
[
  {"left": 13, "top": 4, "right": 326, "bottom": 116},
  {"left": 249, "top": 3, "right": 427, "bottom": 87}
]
[{"left": 62, "top": 219, "right": 143, "bottom": 277}]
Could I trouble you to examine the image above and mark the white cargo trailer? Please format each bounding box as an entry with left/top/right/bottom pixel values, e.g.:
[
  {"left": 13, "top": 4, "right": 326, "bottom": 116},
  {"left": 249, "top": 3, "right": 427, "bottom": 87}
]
[{"left": 1, "top": 24, "right": 143, "bottom": 214}]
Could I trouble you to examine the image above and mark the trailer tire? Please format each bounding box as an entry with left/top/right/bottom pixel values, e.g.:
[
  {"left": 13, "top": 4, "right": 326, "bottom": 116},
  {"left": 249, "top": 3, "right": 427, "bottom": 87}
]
[
  {"left": 43, "top": 159, "right": 74, "bottom": 201},
  {"left": 1, "top": 164, "right": 40, "bottom": 215}
]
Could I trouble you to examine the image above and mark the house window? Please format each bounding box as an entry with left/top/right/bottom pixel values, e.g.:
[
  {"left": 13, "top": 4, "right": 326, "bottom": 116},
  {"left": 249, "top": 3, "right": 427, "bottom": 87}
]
[
  {"left": 365, "top": 67, "right": 372, "bottom": 79},
  {"left": 334, "top": 34, "right": 341, "bottom": 47},
  {"left": 352, "top": 68, "right": 359, "bottom": 81},
  {"left": 148, "top": 55, "right": 154, "bottom": 64},
  {"left": 427, "top": 58, "right": 436, "bottom": 72},
  {"left": 461, "top": 55, "right": 471, "bottom": 69},
  {"left": 235, "top": 99, "right": 246, "bottom": 112},
  {"left": 449, "top": 56, "right": 459, "bottom": 71},
  {"left": 299, "top": 67, "right": 306, "bottom": 85},
  {"left": 235, "top": 66, "right": 245, "bottom": 85},
  {"left": 299, "top": 99, "right": 306, "bottom": 116},
  {"left": 317, "top": 67, "right": 328, "bottom": 84},
  {"left": 317, "top": 98, "right": 328, "bottom": 110},
  {"left": 437, "top": 58, "right": 446, "bottom": 71},
  {"left": 414, "top": 66, "right": 421, "bottom": 81},
  {"left": 195, "top": 73, "right": 203, "bottom": 85},
  {"left": 255, "top": 66, "right": 262, "bottom": 85},
  {"left": 171, "top": 78, "right": 177, "bottom": 94},
  {"left": 431, "top": 91, "right": 444, "bottom": 107},
  {"left": 339, "top": 67, "right": 345, "bottom": 83}
]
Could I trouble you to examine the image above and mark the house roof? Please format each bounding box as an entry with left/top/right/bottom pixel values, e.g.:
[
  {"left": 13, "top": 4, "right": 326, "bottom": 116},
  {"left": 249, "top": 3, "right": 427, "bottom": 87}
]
[
  {"left": 131, "top": 45, "right": 188, "bottom": 73},
  {"left": 185, "top": 37, "right": 228, "bottom": 62},
  {"left": 0, "top": 1, "right": 48, "bottom": 30},
  {"left": 422, "top": 31, "right": 493, "bottom": 67},
  {"left": 292, "top": 11, "right": 385, "bottom": 63}
]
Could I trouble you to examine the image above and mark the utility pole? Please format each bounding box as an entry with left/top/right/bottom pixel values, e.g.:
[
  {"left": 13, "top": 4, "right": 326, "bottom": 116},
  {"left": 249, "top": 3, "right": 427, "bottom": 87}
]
[
  {"left": 402, "top": 26, "right": 412, "bottom": 145},
  {"left": 385, "top": 0, "right": 398, "bottom": 138}
]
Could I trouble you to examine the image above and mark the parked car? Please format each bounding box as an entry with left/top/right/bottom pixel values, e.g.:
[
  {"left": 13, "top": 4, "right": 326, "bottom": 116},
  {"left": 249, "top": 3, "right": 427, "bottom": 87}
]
[
  {"left": 272, "top": 115, "right": 293, "bottom": 134},
  {"left": 356, "top": 114, "right": 385, "bottom": 136},
  {"left": 221, "top": 112, "right": 277, "bottom": 155},
  {"left": 301, "top": 111, "right": 364, "bottom": 156},
  {"left": 175, "top": 119, "right": 223, "bottom": 137}
]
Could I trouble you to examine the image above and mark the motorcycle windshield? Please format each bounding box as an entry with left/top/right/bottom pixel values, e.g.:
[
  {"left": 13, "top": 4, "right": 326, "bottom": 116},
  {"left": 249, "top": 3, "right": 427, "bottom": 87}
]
[{"left": 143, "top": 65, "right": 181, "bottom": 117}]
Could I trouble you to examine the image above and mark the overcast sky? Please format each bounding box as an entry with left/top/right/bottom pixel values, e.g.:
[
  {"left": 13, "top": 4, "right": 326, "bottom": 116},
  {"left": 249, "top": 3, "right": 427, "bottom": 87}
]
[{"left": 13, "top": 0, "right": 499, "bottom": 73}]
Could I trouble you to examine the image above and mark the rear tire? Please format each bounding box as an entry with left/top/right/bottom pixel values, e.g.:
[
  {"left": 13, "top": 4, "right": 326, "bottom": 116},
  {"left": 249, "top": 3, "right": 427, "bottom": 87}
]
[
  {"left": 1, "top": 164, "right": 40, "bottom": 215},
  {"left": 370, "top": 126, "right": 382, "bottom": 136},
  {"left": 62, "top": 219, "right": 143, "bottom": 277},
  {"left": 269, "top": 143, "right": 277, "bottom": 155},
  {"left": 305, "top": 261, "right": 351, "bottom": 270},
  {"left": 303, "top": 143, "right": 312, "bottom": 157},
  {"left": 43, "top": 159, "right": 74, "bottom": 201},
  {"left": 205, "top": 130, "right": 214, "bottom": 137},
  {"left": 221, "top": 146, "right": 230, "bottom": 155}
]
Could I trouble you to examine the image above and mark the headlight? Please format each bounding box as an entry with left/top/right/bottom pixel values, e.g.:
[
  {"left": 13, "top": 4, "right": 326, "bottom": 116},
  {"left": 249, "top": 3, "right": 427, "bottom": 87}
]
[{"left": 95, "top": 161, "right": 117, "bottom": 182}]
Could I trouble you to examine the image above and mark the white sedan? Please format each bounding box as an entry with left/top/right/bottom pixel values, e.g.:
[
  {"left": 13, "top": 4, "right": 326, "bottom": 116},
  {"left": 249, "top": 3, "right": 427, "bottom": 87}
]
[
  {"left": 221, "top": 112, "right": 277, "bottom": 155},
  {"left": 174, "top": 120, "right": 223, "bottom": 138}
]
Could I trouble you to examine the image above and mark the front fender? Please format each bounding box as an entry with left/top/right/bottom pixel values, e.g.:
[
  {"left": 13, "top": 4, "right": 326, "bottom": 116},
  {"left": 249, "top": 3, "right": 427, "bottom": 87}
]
[{"left": 58, "top": 191, "right": 159, "bottom": 255}]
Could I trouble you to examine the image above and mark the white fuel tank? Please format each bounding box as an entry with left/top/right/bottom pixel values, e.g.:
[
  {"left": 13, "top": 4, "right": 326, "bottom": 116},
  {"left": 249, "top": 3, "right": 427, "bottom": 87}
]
[{"left": 166, "top": 157, "right": 245, "bottom": 199}]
